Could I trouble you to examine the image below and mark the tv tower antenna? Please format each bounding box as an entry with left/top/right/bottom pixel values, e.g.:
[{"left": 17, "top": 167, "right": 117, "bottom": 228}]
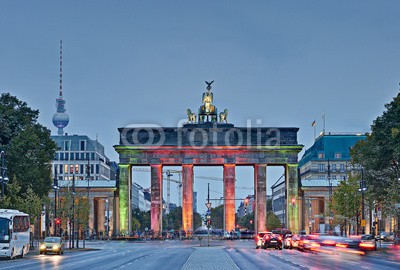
[{"left": 52, "top": 40, "right": 69, "bottom": 135}]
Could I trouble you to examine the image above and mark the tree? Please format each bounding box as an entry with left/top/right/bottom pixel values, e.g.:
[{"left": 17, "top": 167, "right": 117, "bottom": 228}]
[
  {"left": 351, "top": 92, "right": 400, "bottom": 229},
  {"left": 237, "top": 212, "right": 255, "bottom": 230},
  {"left": 266, "top": 211, "right": 282, "bottom": 230},
  {"left": 210, "top": 205, "right": 224, "bottom": 229},
  {"left": 0, "top": 93, "right": 57, "bottom": 199}
]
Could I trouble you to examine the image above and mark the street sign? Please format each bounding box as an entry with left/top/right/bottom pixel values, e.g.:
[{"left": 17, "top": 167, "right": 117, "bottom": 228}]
[
  {"left": 361, "top": 219, "right": 366, "bottom": 226},
  {"left": 205, "top": 203, "right": 212, "bottom": 209}
]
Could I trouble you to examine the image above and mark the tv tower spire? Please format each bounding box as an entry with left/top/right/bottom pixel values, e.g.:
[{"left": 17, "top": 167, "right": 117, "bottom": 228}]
[{"left": 52, "top": 40, "right": 69, "bottom": 135}]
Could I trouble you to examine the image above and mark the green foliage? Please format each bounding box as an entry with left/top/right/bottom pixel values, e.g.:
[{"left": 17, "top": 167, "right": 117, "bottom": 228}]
[
  {"left": 237, "top": 212, "right": 255, "bottom": 230},
  {"left": 0, "top": 93, "right": 57, "bottom": 199},
  {"left": 132, "top": 208, "right": 150, "bottom": 230},
  {"left": 210, "top": 204, "right": 224, "bottom": 229},
  {"left": 0, "top": 177, "right": 42, "bottom": 223},
  {"left": 332, "top": 174, "right": 361, "bottom": 221},
  {"left": 351, "top": 92, "right": 400, "bottom": 219},
  {"left": 266, "top": 211, "right": 282, "bottom": 230}
]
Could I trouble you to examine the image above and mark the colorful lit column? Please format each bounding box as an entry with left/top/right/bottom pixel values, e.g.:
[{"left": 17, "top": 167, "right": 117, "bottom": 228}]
[
  {"left": 254, "top": 164, "right": 267, "bottom": 233},
  {"left": 224, "top": 164, "right": 236, "bottom": 232},
  {"left": 118, "top": 164, "right": 131, "bottom": 234},
  {"left": 286, "top": 164, "right": 299, "bottom": 233},
  {"left": 182, "top": 164, "right": 194, "bottom": 236},
  {"left": 151, "top": 164, "right": 163, "bottom": 237}
]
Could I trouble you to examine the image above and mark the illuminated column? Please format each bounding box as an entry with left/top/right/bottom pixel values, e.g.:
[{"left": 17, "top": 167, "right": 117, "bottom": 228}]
[
  {"left": 182, "top": 164, "right": 194, "bottom": 236},
  {"left": 118, "top": 164, "right": 131, "bottom": 234},
  {"left": 224, "top": 164, "right": 236, "bottom": 232},
  {"left": 254, "top": 164, "right": 267, "bottom": 233},
  {"left": 286, "top": 164, "right": 299, "bottom": 233},
  {"left": 98, "top": 199, "right": 106, "bottom": 236},
  {"left": 151, "top": 164, "right": 163, "bottom": 236}
]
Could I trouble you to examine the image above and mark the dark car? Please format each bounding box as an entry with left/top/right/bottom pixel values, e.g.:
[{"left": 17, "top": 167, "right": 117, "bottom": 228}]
[
  {"left": 262, "top": 233, "right": 283, "bottom": 250},
  {"left": 335, "top": 236, "right": 365, "bottom": 255}
]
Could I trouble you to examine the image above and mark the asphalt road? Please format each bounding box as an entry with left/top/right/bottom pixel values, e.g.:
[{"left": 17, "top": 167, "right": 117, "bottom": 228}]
[{"left": 0, "top": 239, "right": 398, "bottom": 270}]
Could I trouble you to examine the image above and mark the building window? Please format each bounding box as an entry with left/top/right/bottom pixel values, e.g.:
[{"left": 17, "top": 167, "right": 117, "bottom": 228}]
[
  {"left": 70, "top": 153, "right": 74, "bottom": 161},
  {"left": 331, "top": 175, "right": 337, "bottom": 180},
  {"left": 80, "top": 140, "right": 86, "bottom": 151},
  {"left": 65, "top": 152, "right": 69, "bottom": 161},
  {"left": 318, "top": 153, "right": 325, "bottom": 159},
  {"left": 86, "top": 153, "right": 90, "bottom": 160},
  {"left": 335, "top": 152, "right": 342, "bottom": 159},
  {"left": 340, "top": 175, "right": 346, "bottom": 181},
  {"left": 318, "top": 175, "right": 325, "bottom": 180},
  {"left": 340, "top": 164, "right": 345, "bottom": 172},
  {"left": 70, "top": 165, "right": 74, "bottom": 174},
  {"left": 64, "top": 140, "right": 71, "bottom": 151},
  {"left": 64, "top": 164, "right": 68, "bottom": 174},
  {"left": 91, "top": 164, "right": 94, "bottom": 174},
  {"left": 331, "top": 164, "right": 337, "bottom": 172},
  {"left": 318, "top": 164, "right": 325, "bottom": 172},
  {"left": 80, "top": 164, "right": 84, "bottom": 174},
  {"left": 80, "top": 153, "right": 85, "bottom": 160},
  {"left": 91, "top": 152, "right": 95, "bottom": 160},
  {"left": 60, "top": 153, "right": 64, "bottom": 161},
  {"left": 59, "top": 164, "right": 63, "bottom": 174},
  {"left": 75, "top": 153, "right": 79, "bottom": 160},
  {"left": 96, "top": 164, "right": 99, "bottom": 174},
  {"left": 54, "top": 153, "right": 58, "bottom": 161}
]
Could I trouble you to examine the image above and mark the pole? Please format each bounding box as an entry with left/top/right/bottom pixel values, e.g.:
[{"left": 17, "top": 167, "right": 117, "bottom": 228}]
[
  {"left": 72, "top": 174, "right": 75, "bottom": 248},
  {"left": 207, "top": 183, "right": 210, "bottom": 247},
  {"left": 0, "top": 151, "right": 9, "bottom": 199},
  {"left": 361, "top": 168, "right": 365, "bottom": 235},
  {"left": 328, "top": 159, "right": 332, "bottom": 233}
]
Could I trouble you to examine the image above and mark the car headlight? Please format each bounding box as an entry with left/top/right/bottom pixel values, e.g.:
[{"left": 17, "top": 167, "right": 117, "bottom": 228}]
[
  {"left": 52, "top": 245, "right": 60, "bottom": 251},
  {"left": 40, "top": 244, "right": 46, "bottom": 250}
]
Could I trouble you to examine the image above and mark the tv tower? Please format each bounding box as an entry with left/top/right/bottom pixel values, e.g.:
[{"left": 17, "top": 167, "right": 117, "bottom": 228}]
[{"left": 52, "top": 40, "right": 69, "bottom": 135}]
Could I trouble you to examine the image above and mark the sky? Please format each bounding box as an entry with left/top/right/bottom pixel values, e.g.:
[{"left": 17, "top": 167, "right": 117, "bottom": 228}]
[{"left": 1, "top": 1, "right": 400, "bottom": 214}]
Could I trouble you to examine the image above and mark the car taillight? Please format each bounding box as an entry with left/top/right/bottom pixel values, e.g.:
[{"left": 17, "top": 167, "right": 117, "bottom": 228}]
[
  {"left": 278, "top": 236, "right": 282, "bottom": 241},
  {"left": 336, "top": 243, "right": 348, "bottom": 248},
  {"left": 359, "top": 242, "right": 374, "bottom": 248}
]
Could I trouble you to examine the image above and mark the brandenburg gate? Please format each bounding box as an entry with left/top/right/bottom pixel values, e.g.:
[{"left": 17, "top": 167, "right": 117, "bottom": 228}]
[{"left": 114, "top": 82, "right": 303, "bottom": 236}]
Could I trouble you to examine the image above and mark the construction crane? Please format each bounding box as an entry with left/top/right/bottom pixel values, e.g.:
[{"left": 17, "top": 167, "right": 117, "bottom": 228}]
[
  {"left": 196, "top": 176, "right": 253, "bottom": 190},
  {"left": 132, "top": 168, "right": 182, "bottom": 213}
]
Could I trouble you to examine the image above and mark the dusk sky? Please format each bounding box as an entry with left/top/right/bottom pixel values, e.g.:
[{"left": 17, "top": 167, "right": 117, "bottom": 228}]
[{"left": 1, "top": 1, "right": 400, "bottom": 213}]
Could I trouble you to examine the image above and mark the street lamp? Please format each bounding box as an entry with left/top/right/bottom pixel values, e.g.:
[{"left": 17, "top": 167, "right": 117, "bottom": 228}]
[
  {"left": 0, "top": 151, "right": 9, "bottom": 198},
  {"left": 358, "top": 167, "right": 367, "bottom": 235},
  {"left": 105, "top": 198, "right": 109, "bottom": 240},
  {"left": 53, "top": 167, "right": 59, "bottom": 236}
]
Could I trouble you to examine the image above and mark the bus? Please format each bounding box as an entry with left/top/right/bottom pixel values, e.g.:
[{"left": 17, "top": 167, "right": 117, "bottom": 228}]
[{"left": 0, "top": 209, "right": 30, "bottom": 259}]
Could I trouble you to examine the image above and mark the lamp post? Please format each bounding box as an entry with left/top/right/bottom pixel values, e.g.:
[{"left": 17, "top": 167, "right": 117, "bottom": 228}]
[
  {"left": 105, "top": 198, "right": 109, "bottom": 240},
  {"left": 358, "top": 167, "right": 367, "bottom": 235},
  {"left": 0, "top": 151, "right": 9, "bottom": 199},
  {"left": 86, "top": 160, "right": 91, "bottom": 242},
  {"left": 72, "top": 174, "right": 76, "bottom": 248},
  {"left": 53, "top": 167, "right": 59, "bottom": 236}
]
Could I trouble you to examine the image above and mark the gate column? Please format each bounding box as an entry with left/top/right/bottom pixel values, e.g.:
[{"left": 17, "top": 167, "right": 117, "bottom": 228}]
[
  {"left": 182, "top": 164, "right": 194, "bottom": 236},
  {"left": 151, "top": 164, "right": 163, "bottom": 237},
  {"left": 286, "top": 164, "right": 300, "bottom": 233},
  {"left": 254, "top": 164, "right": 267, "bottom": 233},
  {"left": 224, "top": 164, "right": 236, "bottom": 232},
  {"left": 118, "top": 164, "right": 131, "bottom": 234}
]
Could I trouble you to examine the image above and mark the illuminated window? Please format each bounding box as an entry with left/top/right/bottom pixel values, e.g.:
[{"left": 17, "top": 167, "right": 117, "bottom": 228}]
[
  {"left": 70, "top": 165, "right": 74, "bottom": 174},
  {"left": 75, "top": 164, "right": 79, "bottom": 174},
  {"left": 64, "top": 164, "right": 68, "bottom": 174},
  {"left": 318, "top": 153, "right": 325, "bottom": 159},
  {"left": 335, "top": 152, "right": 342, "bottom": 159}
]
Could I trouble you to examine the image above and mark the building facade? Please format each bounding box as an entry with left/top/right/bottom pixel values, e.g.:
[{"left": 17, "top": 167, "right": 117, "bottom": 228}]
[{"left": 298, "top": 133, "right": 366, "bottom": 234}]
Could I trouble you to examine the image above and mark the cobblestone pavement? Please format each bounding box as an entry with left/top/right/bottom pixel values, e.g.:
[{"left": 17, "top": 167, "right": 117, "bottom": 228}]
[{"left": 182, "top": 246, "right": 240, "bottom": 270}]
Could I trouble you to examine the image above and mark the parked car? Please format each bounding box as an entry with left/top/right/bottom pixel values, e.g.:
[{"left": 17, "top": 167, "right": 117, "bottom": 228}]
[
  {"left": 360, "top": 234, "right": 377, "bottom": 251},
  {"left": 262, "top": 233, "right": 283, "bottom": 250},
  {"left": 255, "top": 231, "right": 271, "bottom": 249},
  {"left": 40, "top": 237, "right": 65, "bottom": 255},
  {"left": 283, "top": 234, "right": 293, "bottom": 249}
]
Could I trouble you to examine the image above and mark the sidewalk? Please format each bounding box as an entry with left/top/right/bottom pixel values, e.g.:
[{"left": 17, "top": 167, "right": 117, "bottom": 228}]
[{"left": 181, "top": 246, "right": 239, "bottom": 270}]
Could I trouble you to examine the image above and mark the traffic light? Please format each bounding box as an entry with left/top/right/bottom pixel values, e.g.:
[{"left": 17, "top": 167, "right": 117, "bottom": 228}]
[
  {"left": 55, "top": 218, "right": 61, "bottom": 226},
  {"left": 291, "top": 198, "right": 296, "bottom": 206}
]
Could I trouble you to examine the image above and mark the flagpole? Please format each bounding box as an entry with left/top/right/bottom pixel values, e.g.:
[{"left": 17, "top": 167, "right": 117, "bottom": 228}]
[{"left": 322, "top": 111, "right": 326, "bottom": 135}]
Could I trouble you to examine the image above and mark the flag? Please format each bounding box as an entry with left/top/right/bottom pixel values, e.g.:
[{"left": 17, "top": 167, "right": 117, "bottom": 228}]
[{"left": 312, "top": 120, "right": 316, "bottom": 127}]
